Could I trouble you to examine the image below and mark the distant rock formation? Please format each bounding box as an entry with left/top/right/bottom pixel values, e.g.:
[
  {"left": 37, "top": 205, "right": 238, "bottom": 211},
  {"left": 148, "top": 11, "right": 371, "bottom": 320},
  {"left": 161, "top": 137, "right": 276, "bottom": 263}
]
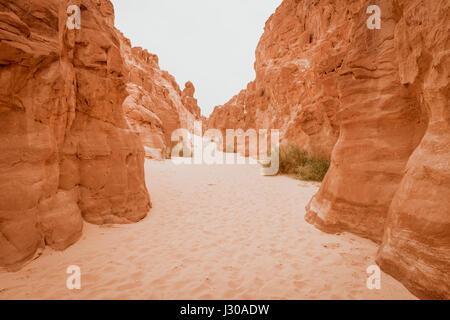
[
  {"left": 207, "top": 0, "right": 449, "bottom": 299},
  {"left": 120, "top": 37, "right": 201, "bottom": 160},
  {"left": 207, "top": 0, "right": 345, "bottom": 159},
  {"left": 0, "top": 0, "right": 199, "bottom": 269},
  {"left": 182, "top": 81, "right": 202, "bottom": 118}
]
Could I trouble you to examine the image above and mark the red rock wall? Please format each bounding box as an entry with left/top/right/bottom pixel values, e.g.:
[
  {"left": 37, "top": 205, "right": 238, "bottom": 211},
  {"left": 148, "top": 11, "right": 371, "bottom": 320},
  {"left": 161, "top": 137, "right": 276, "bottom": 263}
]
[
  {"left": 376, "top": 0, "right": 449, "bottom": 300},
  {"left": 208, "top": 0, "right": 449, "bottom": 299},
  {"left": 0, "top": 0, "right": 151, "bottom": 269},
  {"left": 305, "top": 0, "right": 429, "bottom": 242},
  {"left": 304, "top": 0, "right": 449, "bottom": 299},
  {"left": 207, "top": 0, "right": 352, "bottom": 158},
  {"left": 119, "top": 35, "right": 201, "bottom": 159}
]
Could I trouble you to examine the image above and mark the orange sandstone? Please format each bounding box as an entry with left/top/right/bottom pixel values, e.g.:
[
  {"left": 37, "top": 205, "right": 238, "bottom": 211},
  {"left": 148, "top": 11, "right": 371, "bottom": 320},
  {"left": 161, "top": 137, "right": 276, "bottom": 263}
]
[{"left": 208, "top": 0, "right": 449, "bottom": 299}]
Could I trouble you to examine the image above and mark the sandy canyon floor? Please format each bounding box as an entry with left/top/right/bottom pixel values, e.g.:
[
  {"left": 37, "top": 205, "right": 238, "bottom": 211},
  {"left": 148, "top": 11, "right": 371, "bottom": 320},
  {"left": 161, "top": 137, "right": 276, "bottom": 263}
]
[{"left": 0, "top": 159, "right": 416, "bottom": 299}]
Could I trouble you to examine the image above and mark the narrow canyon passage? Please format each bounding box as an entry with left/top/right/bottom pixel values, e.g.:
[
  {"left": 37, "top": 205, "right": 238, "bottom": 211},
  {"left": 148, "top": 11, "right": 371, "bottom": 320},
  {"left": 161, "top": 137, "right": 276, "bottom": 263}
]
[{"left": 0, "top": 160, "right": 415, "bottom": 299}]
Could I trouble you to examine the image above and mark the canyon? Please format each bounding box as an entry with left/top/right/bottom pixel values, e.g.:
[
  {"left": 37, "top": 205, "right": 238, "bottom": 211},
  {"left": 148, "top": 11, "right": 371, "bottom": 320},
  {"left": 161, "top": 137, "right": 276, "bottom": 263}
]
[
  {"left": 0, "top": 0, "right": 448, "bottom": 300},
  {"left": 120, "top": 34, "right": 201, "bottom": 159},
  {"left": 0, "top": 0, "right": 199, "bottom": 270},
  {"left": 207, "top": 0, "right": 449, "bottom": 299}
]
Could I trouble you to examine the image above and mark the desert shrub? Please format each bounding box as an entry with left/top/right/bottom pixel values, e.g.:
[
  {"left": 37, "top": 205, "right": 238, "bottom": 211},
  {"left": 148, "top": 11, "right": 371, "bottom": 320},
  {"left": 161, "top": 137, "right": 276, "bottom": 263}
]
[
  {"left": 277, "top": 145, "right": 330, "bottom": 182},
  {"left": 278, "top": 145, "right": 308, "bottom": 174},
  {"left": 296, "top": 158, "right": 330, "bottom": 182}
]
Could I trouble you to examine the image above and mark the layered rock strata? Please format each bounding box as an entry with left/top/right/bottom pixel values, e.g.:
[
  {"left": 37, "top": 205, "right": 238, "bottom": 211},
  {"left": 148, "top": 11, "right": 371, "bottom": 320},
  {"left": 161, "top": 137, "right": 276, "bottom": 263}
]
[
  {"left": 119, "top": 35, "right": 201, "bottom": 159},
  {"left": 0, "top": 0, "right": 153, "bottom": 269},
  {"left": 207, "top": 0, "right": 449, "bottom": 299}
]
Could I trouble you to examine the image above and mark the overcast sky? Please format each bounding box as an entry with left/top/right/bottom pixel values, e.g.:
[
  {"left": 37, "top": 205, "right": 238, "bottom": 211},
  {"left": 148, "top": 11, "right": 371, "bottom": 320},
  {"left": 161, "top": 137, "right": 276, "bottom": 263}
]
[{"left": 111, "top": 0, "right": 282, "bottom": 116}]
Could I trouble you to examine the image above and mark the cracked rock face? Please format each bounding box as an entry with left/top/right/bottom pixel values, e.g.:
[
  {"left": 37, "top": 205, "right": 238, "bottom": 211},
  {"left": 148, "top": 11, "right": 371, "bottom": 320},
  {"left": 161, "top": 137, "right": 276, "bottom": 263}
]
[
  {"left": 208, "top": 0, "right": 449, "bottom": 299},
  {"left": 0, "top": 0, "right": 151, "bottom": 269}
]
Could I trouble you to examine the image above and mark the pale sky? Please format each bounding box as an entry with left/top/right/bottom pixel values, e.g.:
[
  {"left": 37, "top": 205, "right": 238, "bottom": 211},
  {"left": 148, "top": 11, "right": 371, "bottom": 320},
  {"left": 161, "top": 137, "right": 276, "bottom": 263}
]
[{"left": 111, "top": 0, "right": 282, "bottom": 116}]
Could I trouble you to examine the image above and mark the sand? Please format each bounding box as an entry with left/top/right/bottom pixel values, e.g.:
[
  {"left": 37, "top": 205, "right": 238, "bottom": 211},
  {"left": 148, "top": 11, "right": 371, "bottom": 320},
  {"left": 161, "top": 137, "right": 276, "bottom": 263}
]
[{"left": 0, "top": 158, "right": 416, "bottom": 300}]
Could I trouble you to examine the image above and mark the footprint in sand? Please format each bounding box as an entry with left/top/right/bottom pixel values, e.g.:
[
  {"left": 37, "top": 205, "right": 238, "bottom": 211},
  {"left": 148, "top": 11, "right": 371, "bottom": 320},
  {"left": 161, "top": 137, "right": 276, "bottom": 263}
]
[
  {"left": 83, "top": 273, "right": 102, "bottom": 283},
  {"left": 100, "top": 265, "right": 115, "bottom": 274},
  {"left": 252, "top": 277, "right": 265, "bottom": 288},
  {"left": 150, "top": 273, "right": 172, "bottom": 287},
  {"left": 293, "top": 274, "right": 304, "bottom": 281},
  {"left": 138, "top": 247, "right": 152, "bottom": 254},
  {"left": 131, "top": 271, "right": 146, "bottom": 281},
  {"left": 294, "top": 280, "right": 308, "bottom": 289},
  {"left": 191, "top": 281, "right": 212, "bottom": 297},
  {"left": 322, "top": 242, "right": 341, "bottom": 250},
  {"left": 116, "top": 281, "right": 143, "bottom": 291},
  {"left": 275, "top": 263, "right": 284, "bottom": 270},
  {"left": 227, "top": 279, "right": 242, "bottom": 290}
]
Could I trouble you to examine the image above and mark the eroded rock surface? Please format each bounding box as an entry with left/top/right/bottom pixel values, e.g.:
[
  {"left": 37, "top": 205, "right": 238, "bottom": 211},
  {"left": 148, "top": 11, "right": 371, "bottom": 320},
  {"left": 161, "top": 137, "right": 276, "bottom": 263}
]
[
  {"left": 0, "top": 0, "right": 151, "bottom": 269},
  {"left": 207, "top": 0, "right": 348, "bottom": 158},
  {"left": 301, "top": 0, "right": 449, "bottom": 299},
  {"left": 120, "top": 36, "right": 201, "bottom": 159},
  {"left": 208, "top": 0, "right": 449, "bottom": 299},
  {"left": 375, "top": 0, "right": 450, "bottom": 300}
]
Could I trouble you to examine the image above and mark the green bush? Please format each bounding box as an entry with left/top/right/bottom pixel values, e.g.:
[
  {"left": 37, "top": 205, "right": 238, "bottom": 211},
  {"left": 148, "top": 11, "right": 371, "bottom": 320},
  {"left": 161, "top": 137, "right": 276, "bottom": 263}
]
[
  {"left": 295, "top": 158, "right": 330, "bottom": 182},
  {"left": 278, "top": 145, "right": 308, "bottom": 174},
  {"left": 277, "top": 145, "right": 330, "bottom": 182}
]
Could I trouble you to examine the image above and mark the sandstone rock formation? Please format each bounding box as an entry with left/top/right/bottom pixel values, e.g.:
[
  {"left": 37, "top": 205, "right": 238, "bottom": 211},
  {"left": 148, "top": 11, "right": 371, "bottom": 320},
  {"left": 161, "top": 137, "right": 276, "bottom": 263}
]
[
  {"left": 182, "top": 81, "right": 201, "bottom": 118},
  {"left": 207, "top": 0, "right": 348, "bottom": 159},
  {"left": 304, "top": 0, "right": 430, "bottom": 243},
  {"left": 375, "top": 0, "right": 450, "bottom": 300},
  {"left": 302, "top": 0, "right": 449, "bottom": 299},
  {"left": 207, "top": 0, "right": 449, "bottom": 299},
  {"left": 0, "top": 0, "right": 152, "bottom": 269},
  {"left": 119, "top": 35, "right": 201, "bottom": 159},
  {"left": 0, "top": 0, "right": 202, "bottom": 269},
  {"left": 1, "top": 0, "right": 448, "bottom": 300}
]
